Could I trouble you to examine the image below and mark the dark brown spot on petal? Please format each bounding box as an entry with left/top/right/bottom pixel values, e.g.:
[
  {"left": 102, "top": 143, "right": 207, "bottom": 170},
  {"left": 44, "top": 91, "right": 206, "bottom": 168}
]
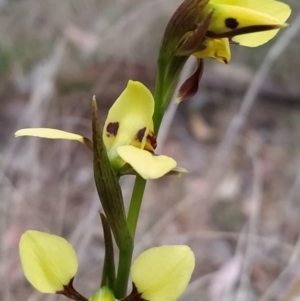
[
  {"left": 136, "top": 127, "right": 146, "bottom": 142},
  {"left": 147, "top": 132, "right": 157, "bottom": 150},
  {"left": 225, "top": 18, "right": 239, "bottom": 29},
  {"left": 106, "top": 122, "right": 119, "bottom": 137}
]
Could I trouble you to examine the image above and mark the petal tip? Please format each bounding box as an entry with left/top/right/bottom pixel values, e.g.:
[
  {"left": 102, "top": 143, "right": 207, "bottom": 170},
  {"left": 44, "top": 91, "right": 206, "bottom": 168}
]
[
  {"left": 15, "top": 129, "right": 28, "bottom": 137},
  {"left": 15, "top": 130, "right": 21, "bottom": 137},
  {"left": 175, "top": 96, "right": 182, "bottom": 104}
]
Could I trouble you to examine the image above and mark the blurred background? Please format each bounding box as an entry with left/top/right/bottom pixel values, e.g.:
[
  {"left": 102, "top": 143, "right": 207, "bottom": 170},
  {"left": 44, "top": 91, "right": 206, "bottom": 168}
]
[{"left": 1, "top": 0, "right": 300, "bottom": 300}]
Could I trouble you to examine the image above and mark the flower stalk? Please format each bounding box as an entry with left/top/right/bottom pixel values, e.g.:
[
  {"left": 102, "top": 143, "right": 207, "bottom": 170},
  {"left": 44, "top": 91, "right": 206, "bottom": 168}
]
[{"left": 127, "top": 176, "right": 147, "bottom": 238}]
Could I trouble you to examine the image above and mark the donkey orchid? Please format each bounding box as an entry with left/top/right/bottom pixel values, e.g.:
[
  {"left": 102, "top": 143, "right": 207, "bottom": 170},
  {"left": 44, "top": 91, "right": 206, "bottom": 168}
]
[{"left": 15, "top": 81, "right": 184, "bottom": 180}]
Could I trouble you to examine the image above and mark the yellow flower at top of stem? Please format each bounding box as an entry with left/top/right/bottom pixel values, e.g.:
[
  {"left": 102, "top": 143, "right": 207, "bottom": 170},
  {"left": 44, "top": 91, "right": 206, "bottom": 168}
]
[
  {"left": 162, "top": 0, "right": 291, "bottom": 103},
  {"left": 174, "top": 0, "right": 291, "bottom": 63},
  {"left": 203, "top": 0, "right": 291, "bottom": 47}
]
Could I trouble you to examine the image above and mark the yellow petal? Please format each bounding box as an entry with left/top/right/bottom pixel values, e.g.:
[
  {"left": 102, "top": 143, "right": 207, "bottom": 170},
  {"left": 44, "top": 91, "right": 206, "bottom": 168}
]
[
  {"left": 207, "top": 3, "right": 286, "bottom": 32},
  {"left": 19, "top": 231, "right": 78, "bottom": 293},
  {"left": 210, "top": 0, "right": 290, "bottom": 22},
  {"left": 117, "top": 146, "right": 177, "bottom": 180},
  {"left": 90, "top": 287, "right": 116, "bottom": 301},
  {"left": 205, "top": 0, "right": 291, "bottom": 47},
  {"left": 15, "top": 128, "right": 86, "bottom": 144},
  {"left": 131, "top": 246, "right": 195, "bottom": 301},
  {"left": 193, "top": 38, "right": 231, "bottom": 63},
  {"left": 229, "top": 0, "right": 291, "bottom": 46},
  {"left": 166, "top": 167, "right": 188, "bottom": 176},
  {"left": 103, "top": 81, "right": 154, "bottom": 158}
]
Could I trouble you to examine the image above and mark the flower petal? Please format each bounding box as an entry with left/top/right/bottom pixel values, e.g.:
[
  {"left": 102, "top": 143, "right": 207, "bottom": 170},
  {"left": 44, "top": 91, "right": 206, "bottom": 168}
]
[
  {"left": 205, "top": 0, "right": 291, "bottom": 47},
  {"left": 193, "top": 38, "right": 231, "bottom": 63},
  {"left": 131, "top": 246, "right": 195, "bottom": 301},
  {"left": 103, "top": 81, "right": 154, "bottom": 157},
  {"left": 227, "top": 0, "right": 291, "bottom": 46},
  {"left": 19, "top": 231, "right": 78, "bottom": 293},
  {"left": 15, "top": 128, "right": 85, "bottom": 143},
  {"left": 117, "top": 146, "right": 177, "bottom": 180},
  {"left": 210, "top": 0, "right": 290, "bottom": 23}
]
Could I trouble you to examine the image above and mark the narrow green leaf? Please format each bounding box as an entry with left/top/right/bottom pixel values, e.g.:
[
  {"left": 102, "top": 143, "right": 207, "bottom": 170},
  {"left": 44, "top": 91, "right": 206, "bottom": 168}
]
[
  {"left": 100, "top": 213, "right": 116, "bottom": 290},
  {"left": 92, "top": 97, "right": 133, "bottom": 251}
]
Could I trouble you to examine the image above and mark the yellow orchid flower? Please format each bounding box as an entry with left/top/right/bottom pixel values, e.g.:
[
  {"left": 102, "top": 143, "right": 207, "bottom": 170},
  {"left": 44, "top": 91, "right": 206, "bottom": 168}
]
[
  {"left": 15, "top": 81, "right": 184, "bottom": 180},
  {"left": 102, "top": 81, "right": 178, "bottom": 179},
  {"left": 204, "top": 0, "right": 291, "bottom": 47},
  {"left": 20, "top": 231, "right": 195, "bottom": 301},
  {"left": 178, "top": 0, "right": 291, "bottom": 63},
  {"left": 169, "top": 0, "right": 291, "bottom": 102},
  {"left": 197, "top": 0, "right": 290, "bottom": 61},
  {"left": 130, "top": 245, "right": 195, "bottom": 301},
  {"left": 19, "top": 231, "right": 78, "bottom": 293}
]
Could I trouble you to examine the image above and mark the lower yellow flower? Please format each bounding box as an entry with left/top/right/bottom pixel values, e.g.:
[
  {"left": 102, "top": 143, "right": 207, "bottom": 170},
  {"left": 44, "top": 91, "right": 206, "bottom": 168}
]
[
  {"left": 131, "top": 245, "right": 195, "bottom": 301},
  {"left": 19, "top": 231, "right": 195, "bottom": 301},
  {"left": 19, "top": 231, "right": 78, "bottom": 293}
]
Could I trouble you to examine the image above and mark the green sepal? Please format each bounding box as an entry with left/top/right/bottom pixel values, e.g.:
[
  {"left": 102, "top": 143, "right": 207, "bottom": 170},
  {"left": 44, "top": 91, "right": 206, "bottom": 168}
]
[
  {"left": 159, "top": 0, "right": 209, "bottom": 61},
  {"left": 175, "top": 10, "right": 213, "bottom": 56},
  {"left": 92, "top": 97, "right": 133, "bottom": 252}
]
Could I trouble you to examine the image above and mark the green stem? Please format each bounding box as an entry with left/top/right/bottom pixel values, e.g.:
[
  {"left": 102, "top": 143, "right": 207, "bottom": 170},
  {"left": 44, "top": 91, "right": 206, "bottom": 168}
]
[
  {"left": 114, "top": 247, "right": 133, "bottom": 299},
  {"left": 127, "top": 176, "right": 147, "bottom": 238},
  {"left": 153, "top": 56, "right": 167, "bottom": 135},
  {"left": 114, "top": 62, "right": 168, "bottom": 296},
  {"left": 153, "top": 55, "right": 187, "bottom": 134},
  {"left": 114, "top": 176, "right": 146, "bottom": 298},
  {"left": 114, "top": 52, "right": 180, "bottom": 298}
]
